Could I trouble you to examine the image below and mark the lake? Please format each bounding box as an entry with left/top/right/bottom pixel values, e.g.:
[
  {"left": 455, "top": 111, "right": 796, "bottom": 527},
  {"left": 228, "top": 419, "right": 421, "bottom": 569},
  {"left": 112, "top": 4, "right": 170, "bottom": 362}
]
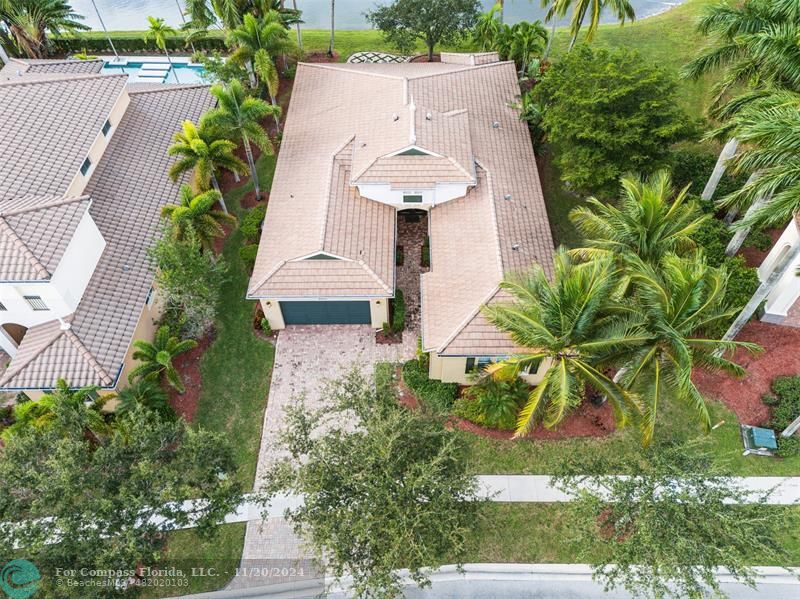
[{"left": 70, "top": 0, "right": 684, "bottom": 32}]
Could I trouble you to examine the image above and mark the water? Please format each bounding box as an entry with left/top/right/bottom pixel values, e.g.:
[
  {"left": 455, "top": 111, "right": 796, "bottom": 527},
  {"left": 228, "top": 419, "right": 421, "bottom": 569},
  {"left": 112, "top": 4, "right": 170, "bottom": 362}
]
[
  {"left": 101, "top": 57, "right": 206, "bottom": 83},
  {"left": 71, "top": 0, "right": 684, "bottom": 32}
]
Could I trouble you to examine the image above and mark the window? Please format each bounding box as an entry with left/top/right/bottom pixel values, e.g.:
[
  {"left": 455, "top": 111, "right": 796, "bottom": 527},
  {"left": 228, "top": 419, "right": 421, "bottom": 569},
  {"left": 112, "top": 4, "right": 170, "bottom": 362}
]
[
  {"left": 0, "top": 301, "right": 6, "bottom": 311},
  {"left": 465, "top": 356, "right": 494, "bottom": 374},
  {"left": 398, "top": 148, "right": 429, "bottom": 156},
  {"left": 102, "top": 119, "right": 112, "bottom": 136},
  {"left": 403, "top": 194, "right": 423, "bottom": 204},
  {"left": 80, "top": 157, "right": 92, "bottom": 176},
  {"left": 24, "top": 296, "right": 48, "bottom": 311},
  {"left": 145, "top": 287, "right": 155, "bottom": 307}
]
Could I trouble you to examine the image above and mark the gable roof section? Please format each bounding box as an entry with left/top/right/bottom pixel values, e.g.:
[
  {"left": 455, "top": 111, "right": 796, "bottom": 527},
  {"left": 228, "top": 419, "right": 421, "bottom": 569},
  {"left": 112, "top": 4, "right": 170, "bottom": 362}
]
[
  {"left": 0, "top": 58, "right": 104, "bottom": 82},
  {"left": 0, "top": 84, "right": 215, "bottom": 389},
  {"left": 0, "top": 195, "right": 91, "bottom": 281},
  {"left": 0, "top": 73, "right": 128, "bottom": 199}
]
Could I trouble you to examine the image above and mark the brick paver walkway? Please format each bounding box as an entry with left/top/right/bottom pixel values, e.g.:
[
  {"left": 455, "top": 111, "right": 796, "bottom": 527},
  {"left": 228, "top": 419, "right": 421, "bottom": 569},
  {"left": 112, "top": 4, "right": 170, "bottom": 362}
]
[{"left": 226, "top": 325, "right": 416, "bottom": 590}]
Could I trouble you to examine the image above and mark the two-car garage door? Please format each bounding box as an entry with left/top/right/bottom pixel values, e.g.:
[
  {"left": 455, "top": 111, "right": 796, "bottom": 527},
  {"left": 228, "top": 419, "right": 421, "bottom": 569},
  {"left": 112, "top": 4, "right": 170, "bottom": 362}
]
[{"left": 279, "top": 300, "right": 371, "bottom": 325}]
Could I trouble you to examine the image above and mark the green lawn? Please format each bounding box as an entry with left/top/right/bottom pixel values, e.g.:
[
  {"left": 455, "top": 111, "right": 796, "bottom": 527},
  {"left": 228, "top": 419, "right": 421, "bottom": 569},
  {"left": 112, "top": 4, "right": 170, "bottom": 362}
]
[
  {"left": 192, "top": 154, "right": 277, "bottom": 489},
  {"left": 141, "top": 524, "right": 246, "bottom": 598},
  {"left": 463, "top": 504, "right": 800, "bottom": 566}
]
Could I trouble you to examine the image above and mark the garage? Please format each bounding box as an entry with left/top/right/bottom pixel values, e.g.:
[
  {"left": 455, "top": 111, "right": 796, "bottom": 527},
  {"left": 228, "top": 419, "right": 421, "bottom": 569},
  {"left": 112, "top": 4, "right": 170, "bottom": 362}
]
[{"left": 279, "top": 300, "right": 371, "bottom": 325}]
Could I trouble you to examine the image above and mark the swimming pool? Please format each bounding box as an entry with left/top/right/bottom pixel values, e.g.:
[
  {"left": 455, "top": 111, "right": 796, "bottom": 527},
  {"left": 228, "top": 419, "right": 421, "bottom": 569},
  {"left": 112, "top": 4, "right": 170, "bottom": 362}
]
[{"left": 101, "top": 57, "right": 206, "bottom": 85}]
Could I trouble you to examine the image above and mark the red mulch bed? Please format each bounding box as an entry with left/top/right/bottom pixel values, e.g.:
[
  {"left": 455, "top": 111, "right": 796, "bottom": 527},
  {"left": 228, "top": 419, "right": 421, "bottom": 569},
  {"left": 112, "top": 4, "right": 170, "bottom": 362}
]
[
  {"left": 693, "top": 320, "right": 800, "bottom": 425},
  {"left": 303, "top": 51, "right": 340, "bottom": 63},
  {"left": 168, "top": 332, "right": 214, "bottom": 422},
  {"left": 740, "top": 228, "right": 783, "bottom": 268},
  {"left": 395, "top": 366, "right": 420, "bottom": 410}
]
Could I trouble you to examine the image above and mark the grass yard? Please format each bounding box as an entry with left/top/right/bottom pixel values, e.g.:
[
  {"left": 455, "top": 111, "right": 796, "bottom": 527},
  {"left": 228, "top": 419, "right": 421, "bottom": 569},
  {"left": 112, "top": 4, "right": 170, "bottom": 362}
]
[
  {"left": 141, "top": 524, "right": 246, "bottom": 598},
  {"left": 463, "top": 504, "right": 800, "bottom": 566},
  {"left": 192, "top": 154, "right": 277, "bottom": 489}
]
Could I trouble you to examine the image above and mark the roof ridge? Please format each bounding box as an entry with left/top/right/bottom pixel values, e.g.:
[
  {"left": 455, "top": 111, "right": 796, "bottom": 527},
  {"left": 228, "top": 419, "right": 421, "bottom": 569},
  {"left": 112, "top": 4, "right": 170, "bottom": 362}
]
[
  {"left": 298, "top": 62, "right": 406, "bottom": 81},
  {"left": 320, "top": 137, "right": 355, "bottom": 248},
  {"left": 0, "top": 217, "right": 50, "bottom": 279},
  {"left": 63, "top": 327, "right": 114, "bottom": 386},
  {"left": 356, "top": 259, "right": 393, "bottom": 294},
  {"left": 0, "top": 194, "right": 90, "bottom": 217},
  {"left": 405, "top": 60, "right": 514, "bottom": 81},
  {"left": 0, "top": 72, "right": 128, "bottom": 88},
  {"left": 475, "top": 160, "right": 505, "bottom": 274},
  {"left": 0, "top": 322, "right": 64, "bottom": 386},
  {"left": 445, "top": 155, "right": 476, "bottom": 182},
  {"left": 248, "top": 259, "right": 287, "bottom": 296},
  {"left": 127, "top": 83, "right": 211, "bottom": 95}
]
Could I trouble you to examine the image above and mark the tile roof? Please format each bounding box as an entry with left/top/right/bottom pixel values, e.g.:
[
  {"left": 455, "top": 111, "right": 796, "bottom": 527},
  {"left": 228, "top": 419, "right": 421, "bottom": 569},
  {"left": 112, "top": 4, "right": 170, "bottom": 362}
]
[
  {"left": 0, "top": 73, "right": 128, "bottom": 199},
  {"left": 0, "top": 57, "right": 104, "bottom": 80},
  {"left": 0, "top": 195, "right": 90, "bottom": 281},
  {"left": 0, "top": 82, "right": 214, "bottom": 389},
  {"left": 249, "top": 57, "right": 555, "bottom": 356}
]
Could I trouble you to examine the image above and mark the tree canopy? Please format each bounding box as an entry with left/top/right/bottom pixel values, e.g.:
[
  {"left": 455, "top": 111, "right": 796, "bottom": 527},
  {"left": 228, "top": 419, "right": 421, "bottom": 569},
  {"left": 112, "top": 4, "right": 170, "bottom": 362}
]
[
  {"left": 535, "top": 45, "right": 695, "bottom": 196},
  {"left": 261, "top": 369, "right": 483, "bottom": 597}
]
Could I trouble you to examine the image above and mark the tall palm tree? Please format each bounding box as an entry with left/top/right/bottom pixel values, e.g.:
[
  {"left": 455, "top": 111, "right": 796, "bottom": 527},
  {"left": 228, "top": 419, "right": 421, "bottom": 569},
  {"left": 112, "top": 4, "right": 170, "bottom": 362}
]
[
  {"left": 483, "top": 250, "right": 643, "bottom": 437},
  {"left": 569, "top": 170, "right": 709, "bottom": 266},
  {"left": 623, "top": 253, "right": 760, "bottom": 446},
  {"left": 0, "top": 0, "right": 88, "bottom": 59},
  {"left": 541, "top": 0, "right": 559, "bottom": 61},
  {"left": 167, "top": 119, "right": 248, "bottom": 212},
  {"left": 552, "top": 0, "right": 635, "bottom": 51},
  {"left": 128, "top": 326, "right": 198, "bottom": 393},
  {"left": 473, "top": 3, "right": 502, "bottom": 51},
  {"left": 184, "top": 0, "right": 216, "bottom": 29},
  {"left": 328, "top": 0, "right": 335, "bottom": 57},
  {"left": 500, "top": 20, "right": 549, "bottom": 77},
  {"left": 144, "top": 16, "right": 180, "bottom": 83},
  {"left": 161, "top": 184, "right": 237, "bottom": 249},
  {"left": 201, "top": 80, "right": 280, "bottom": 199}
]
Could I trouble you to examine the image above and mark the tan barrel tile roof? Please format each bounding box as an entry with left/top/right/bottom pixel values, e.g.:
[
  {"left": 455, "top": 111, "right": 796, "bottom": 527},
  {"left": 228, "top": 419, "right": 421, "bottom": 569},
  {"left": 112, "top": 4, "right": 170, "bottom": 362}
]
[
  {"left": 0, "top": 195, "right": 90, "bottom": 281},
  {"left": 0, "top": 73, "right": 128, "bottom": 199},
  {"left": 440, "top": 52, "right": 501, "bottom": 65},
  {"left": 0, "top": 57, "right": 104, "bottom": 79}
]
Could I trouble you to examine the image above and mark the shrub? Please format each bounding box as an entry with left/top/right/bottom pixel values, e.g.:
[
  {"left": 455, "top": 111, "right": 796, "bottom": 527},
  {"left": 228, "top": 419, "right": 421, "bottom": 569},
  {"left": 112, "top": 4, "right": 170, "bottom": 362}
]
[
  {"left": 396, "top": 246, "right": 404, "bottom": 266},
  {"left": 240, "top": 205, "right": 266, "bottom": 243},
  {"left": 260, "top": 317, "right": 272, "bottom": 336},
  {"left": 693, "top": 215, "right": 729, "bottom": 267},
  {"left": 239, "top": 244, "right": 259, "bottom": 270},
  {"left": 421, "top": 236, "right": 431, "bottom": 267},
  {"left": 764, "top": 375, "right": 800, "bottom": 456},
  {"left": 743, "top": 228, "right": 773, "bottom": 251},
  {"left": 455, "top": 376, "right": 529, "bottom": 430},
  {"left": 391, "top": 290, "right": 406, "bottom": 334},
  {"left": 402, "top": 359, "right": 458, "bottom": 414},
  {"left": 724, "top": 256, "right": 759, "bottom": 311}
]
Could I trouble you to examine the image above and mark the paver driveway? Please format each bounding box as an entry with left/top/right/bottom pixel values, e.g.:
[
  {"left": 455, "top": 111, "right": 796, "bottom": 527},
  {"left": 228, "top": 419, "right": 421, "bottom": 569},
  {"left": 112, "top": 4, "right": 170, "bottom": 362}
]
[{"left": 227, "top": 325, "right": 416, "bottom": 589}]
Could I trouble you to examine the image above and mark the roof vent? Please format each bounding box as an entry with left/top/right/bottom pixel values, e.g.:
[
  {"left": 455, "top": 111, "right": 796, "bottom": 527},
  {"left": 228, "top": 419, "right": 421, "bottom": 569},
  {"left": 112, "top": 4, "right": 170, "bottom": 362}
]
[
  {"left": 122, "top": 263, "right": 130, "bottom": 272},
  {"left": 503, "top": 194, "right": 512, "bottom": 201},
  {"left": 492, "top": 121, "right": 500, "bottom": 129},
  {"left": 392, "top": 113, "right": 399, "bottom": 121},
  {"left": 511, "top": 243, "right": 520, "bottom": 251},
  {"left": 426, "top": 112, "right": 432, "bottom": 121}
]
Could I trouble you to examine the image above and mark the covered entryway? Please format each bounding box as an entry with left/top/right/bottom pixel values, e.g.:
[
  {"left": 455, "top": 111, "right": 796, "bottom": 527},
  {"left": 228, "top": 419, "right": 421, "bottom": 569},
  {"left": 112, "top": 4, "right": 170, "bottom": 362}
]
[{"left": 279, "top": 300, "right": 371, "bottom": 325}]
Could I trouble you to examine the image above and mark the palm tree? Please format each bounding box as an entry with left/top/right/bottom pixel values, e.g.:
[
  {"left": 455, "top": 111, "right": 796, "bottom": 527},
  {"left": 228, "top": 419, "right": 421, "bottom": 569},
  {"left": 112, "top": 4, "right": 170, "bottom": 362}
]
[
  {"left": 128, "top": 325, "right": 198, "bottom": 393},
  {"left": 328, "top": 0, "right": 335, "bottom": 57},
  {"left": 552, "top": 0, "right": 635, "bottom": 51},
  {"left": 483, "top": 250, "right": 643, "bottom": 437},
  {"left": 161, "top": 184, "right": 237, "bottom": 249},
  {"left": 184, "top": 0, "right": 216, "bottom": 29},
  {"left": 201, "top": 80, "right": 280, "bottom": 199},
  {"left": 623, "top": 253, "right": 760, "bottom": 446},
  {"left": 569, "top": 170, "right": 709, "bottom": 266},
  {"left": 541, "top": 0, "right": 559, "bottom": 61},
  {"left": 498, "top": 20, "right": 549, "bottom": 77},
  {"left": 144, "top": 16, "right": 180, "bottom": 83},
  {"left": 0, "top": 0, "right": 88, "bottom": 59},
  {"left": 167, "top": 119, "right": 248, "bottom": 212},
  {"left": 115, "top": 378, "right": 174, "bottom": 419},
  {"left": 473, "top": 3, "right": 502, "bottom": 51}
]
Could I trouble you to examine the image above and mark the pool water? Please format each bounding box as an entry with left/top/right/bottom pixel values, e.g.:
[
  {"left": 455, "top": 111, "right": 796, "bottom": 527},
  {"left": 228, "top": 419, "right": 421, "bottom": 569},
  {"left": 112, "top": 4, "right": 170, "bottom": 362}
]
[{"left": 101, "top": 58, "right": 206, "bottom": 84}]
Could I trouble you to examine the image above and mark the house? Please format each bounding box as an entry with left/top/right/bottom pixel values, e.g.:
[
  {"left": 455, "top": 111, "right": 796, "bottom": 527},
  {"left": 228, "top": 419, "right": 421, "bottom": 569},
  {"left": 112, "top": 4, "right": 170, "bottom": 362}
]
[
  {"left": 247, "top": 53, "right": 555, "bottom": 385},
  {"left": 0, "top": 58, "right": 214, "bottom": 398},
  {"left": 757, "top": 215, "right": 800, "bottom": 327}
]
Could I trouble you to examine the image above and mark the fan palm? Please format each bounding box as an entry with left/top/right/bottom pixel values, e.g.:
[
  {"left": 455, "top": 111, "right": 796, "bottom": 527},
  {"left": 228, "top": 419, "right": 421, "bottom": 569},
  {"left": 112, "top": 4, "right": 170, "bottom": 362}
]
[
  {"left": 161, "top": 184, "right": 237, "bottom": 249},
  {"left": 551, "top": 0, "right": 636, "bottom": 51},
  {"left": 144, "top": 16, "right": 180, "bottom": 83},
  {"left": 0, "top": 0, "right": 88, "bottom": 59},
  {"left": 168, "top": 119, "right": 248, "bottom": 212},
  {"left": 622, "top": 253, "right": 760, "bottom": 446},
  {"left": 128, "top": 326, "right": 198, "bottom": 393},
  {"left": 483, "top": 250, "right": 643, "bottom": 437},
  {"left": 201, "top": 80, "right": 280, "bottom": 199},
  {"left": 115, "top": 378, "right": 174, "bottom": 419},
  {"left": 569, "top": 170, "right": 709, "bottom": 266}
]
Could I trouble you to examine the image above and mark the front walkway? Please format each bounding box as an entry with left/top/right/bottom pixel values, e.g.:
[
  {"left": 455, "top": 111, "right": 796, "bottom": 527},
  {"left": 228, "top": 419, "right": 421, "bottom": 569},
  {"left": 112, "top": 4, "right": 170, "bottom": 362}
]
[{"left": 226, "top": 325, "right": 416, "bottom": 590}]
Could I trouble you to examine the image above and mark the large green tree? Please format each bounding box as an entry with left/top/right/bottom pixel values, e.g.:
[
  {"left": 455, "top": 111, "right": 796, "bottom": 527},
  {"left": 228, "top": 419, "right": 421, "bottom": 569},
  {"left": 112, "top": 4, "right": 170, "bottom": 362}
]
[
  {"left": 366, "top": 0, "right": 481, "bottom": 61},
  {"left": 261, "top": 369, "right": 482, "bottom": 598},
  {"left": 535, "top": 45, "right": 694, "bottom": 196},
  {"left": 0, "top": 0, "right": 87, "bottom": 58},
  {"left": 555, "top": 441, "right": 790, "bottom": 599},
  {"left": 0, "top": 404, "right": 242, "bottom": 598},
  {"left": 483, "top": 250, "right": 643, "bottom": 436}
]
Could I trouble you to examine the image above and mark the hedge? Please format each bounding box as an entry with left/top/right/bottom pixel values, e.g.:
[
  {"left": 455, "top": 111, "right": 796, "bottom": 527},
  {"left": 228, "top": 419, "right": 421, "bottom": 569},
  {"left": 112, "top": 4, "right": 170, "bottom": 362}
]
[
  {"left": 390, "top": 289, "right": 406, "bottom": 334},
  {"left": 240, "top": 204, "right": 266, "bottom": 243},
  {"left": 401, "top": 359, "right": 458, "bottom": 414},
  {"left": 51, "top": 32, "right": 227, "bottom": 56},
  {"left": 239, "top": 244, "right": 259, "bottom": 270},
  {"left": 763, "top": 376, "right": 800, "bottom": 457}
]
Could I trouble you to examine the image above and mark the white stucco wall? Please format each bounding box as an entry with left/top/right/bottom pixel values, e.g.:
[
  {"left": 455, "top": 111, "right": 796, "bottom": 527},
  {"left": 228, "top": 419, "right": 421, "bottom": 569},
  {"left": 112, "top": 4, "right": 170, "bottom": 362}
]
[
  {"left": 356, "top": 182, "right": 471, "bottom": 207},
  {"left": 759, "top": 219, "right": 800, "bottom": 318},
  {"left": 428, "top": 353, "right": 551, "bottom": 386}
]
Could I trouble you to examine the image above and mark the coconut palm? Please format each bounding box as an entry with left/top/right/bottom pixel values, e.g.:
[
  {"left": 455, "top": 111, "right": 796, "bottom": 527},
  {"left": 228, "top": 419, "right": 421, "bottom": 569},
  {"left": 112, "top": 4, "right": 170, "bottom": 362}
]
[
  {"left": 551, "top": 0, "right": 635, "bottom": 51},
  {"left": 0, "top": 0, "right": 88, "bottom": 59},
  {"left": 473, "top": 3, "right": 502, "bottom": 51},
  {"left": 115, "top": 378, "right": 174, "bottom": 419},
  {"left": 483, "top": 250, "right": 643, "bottom": 437},
  {"left": 201, "top": 80, "right": 280, "bottom": 199},
  {"left": 184, "top": 0, "right": 216, "bottom": 29},
  {"left": 497, "top": 20, "right": 549, "bottom": 77},
  {"left": 168, "top": 120, "right": 248, "bottom": 212},
  {"left": 128, "top": 326, "right": 198, "bottom": 393},
  {"left": 622, "top": 253, "right": 760, "bottom": 446},
  {"left": 328, "top": 0, "right": 335, "bottom": 57},
  {"left": 144, "top": 16, "right": 180, "bottom": 83},
  {"left": 161, "top": 184, "right": 237, "bottom": 249},
  {"left": 569, "top": 170, "right": 709, "bottom": 266}
]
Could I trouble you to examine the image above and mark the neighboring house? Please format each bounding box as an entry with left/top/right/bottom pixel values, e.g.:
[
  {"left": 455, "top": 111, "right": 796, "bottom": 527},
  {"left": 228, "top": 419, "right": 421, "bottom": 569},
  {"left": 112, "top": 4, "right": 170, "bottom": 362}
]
[
  {"left": 248, "top": 52, "right": 555, "bottom": 385},
  {"left": 0, "top": 58, "right": 213, "bottom": 398},
  {"left": 758, "top": 215, "right": 800, "bottom": 327}
]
